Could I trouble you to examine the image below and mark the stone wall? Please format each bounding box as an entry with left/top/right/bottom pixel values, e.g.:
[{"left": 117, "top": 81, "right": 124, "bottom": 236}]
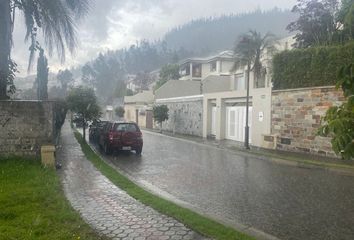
[
  {"left": 272, "top": 86, "right": 345, "bottom": 157},
  {"left": 0, "top": 101, "right": 56, "bottom": 157},
  {"left": 156, "top": 96, "right": 203, "bottom": 137}
]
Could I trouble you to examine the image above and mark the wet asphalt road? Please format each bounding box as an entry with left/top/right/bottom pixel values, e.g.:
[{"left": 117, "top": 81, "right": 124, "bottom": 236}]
[{"left": 95, "top": 131, "right": 354, "bottom": 240}]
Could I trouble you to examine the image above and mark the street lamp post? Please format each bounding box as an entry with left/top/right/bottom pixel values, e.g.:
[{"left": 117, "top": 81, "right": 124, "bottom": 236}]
[{"left": 244, "top": 61, "right": 250, "bottom": 150}]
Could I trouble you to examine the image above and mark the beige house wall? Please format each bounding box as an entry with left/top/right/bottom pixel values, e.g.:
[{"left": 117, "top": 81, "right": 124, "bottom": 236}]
[
  {"left": 203, "top": 85, "right": 272, "bottom": 148},
  {"left": 220, "top": 60, "right": 234, "bottom": 74},
  {"left": 124, "top": 104, "right": 136, "bottom": 122},
  {"left": 155, "top": 80, "right": 201, "bottom": 99},
  {"left": 124, "top": 104, "right": 150, "bottom": 128},
  {"left": 138, "top": 113, "right": 147, "bottom": 128}
]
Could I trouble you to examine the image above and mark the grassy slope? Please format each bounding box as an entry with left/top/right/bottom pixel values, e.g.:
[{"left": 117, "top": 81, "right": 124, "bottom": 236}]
[
  {"left": 74, "top": 131, "right": 255, "bottom": 240},
  {"left": 0, "top": 158, "right": 107, "bottom": 240}
]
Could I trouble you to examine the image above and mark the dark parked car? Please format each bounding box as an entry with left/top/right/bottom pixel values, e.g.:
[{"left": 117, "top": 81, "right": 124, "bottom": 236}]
[
  {"left": 99, "top": 122, "right": 143, "bottom": 155},
  {"left": 89, "top": 120, "right": 109, "bottom": 143}
]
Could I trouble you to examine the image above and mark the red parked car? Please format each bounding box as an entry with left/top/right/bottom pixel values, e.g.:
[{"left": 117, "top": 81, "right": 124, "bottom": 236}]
[{"left": 99, "top": 122, "right": 143, "bottom": 155}]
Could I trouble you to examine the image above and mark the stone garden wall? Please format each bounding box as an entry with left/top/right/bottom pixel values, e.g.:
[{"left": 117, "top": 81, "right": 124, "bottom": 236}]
[
  {"left": 156, "top": 96, "right": 203, "bottom": 137},
  {"left": 271, "top": 86, "right": 345, "bottom": 157},
  {"left": 0, "top": 101, "right": 58, "bottom": 157}
]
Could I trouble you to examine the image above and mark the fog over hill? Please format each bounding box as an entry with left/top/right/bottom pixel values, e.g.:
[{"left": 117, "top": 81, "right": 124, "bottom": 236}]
[
  {"left": 15, "top": 8, "right": 296, "bottom": 91},
  {"left": 163, "top": 8, "right": 296, "bottom": 56},
  {"left": 11, "top": 0, "right": 296, "bottom": 78},
  {"left": 82, "top": 8, "right": 296, "bottom": 77}
]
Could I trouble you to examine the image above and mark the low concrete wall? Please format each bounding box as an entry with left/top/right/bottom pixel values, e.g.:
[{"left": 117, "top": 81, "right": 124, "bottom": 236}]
[
  {"left": 156, "top": 95, "right": 203, "bottom": 137},
  {"left": 0, "top": 101, "right": 58, "bottom": 157},
  {"left": 271, "top": 86, "right": 345, "bottom": 157}
]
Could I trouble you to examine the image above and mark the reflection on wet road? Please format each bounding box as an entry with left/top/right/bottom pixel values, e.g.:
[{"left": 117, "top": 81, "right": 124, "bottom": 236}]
[{"left": 98, "top": 131, "right": 354, "bottom": 240}]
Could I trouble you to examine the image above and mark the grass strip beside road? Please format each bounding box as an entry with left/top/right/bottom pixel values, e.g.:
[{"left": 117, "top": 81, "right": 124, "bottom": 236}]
[
  {"left": 0, "top": 158, "right": 107, "bottom": 240},
  {"left": 73, "top": 131, "right": 255, "bottom": 240}
]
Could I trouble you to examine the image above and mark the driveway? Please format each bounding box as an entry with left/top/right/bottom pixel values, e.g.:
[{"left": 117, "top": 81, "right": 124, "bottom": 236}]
[{"left": 94, "top": 131, "right": 354, "bottom": 240}]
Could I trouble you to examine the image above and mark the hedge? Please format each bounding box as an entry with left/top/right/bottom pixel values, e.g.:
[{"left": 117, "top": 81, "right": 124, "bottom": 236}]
[{"left": 272, "top": 42, "right": 354, "bottom": 90}]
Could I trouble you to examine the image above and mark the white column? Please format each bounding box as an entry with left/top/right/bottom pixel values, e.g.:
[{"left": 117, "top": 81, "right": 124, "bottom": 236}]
[
  {"left": 215, "top": 97, "right": 225, "bottom": 140},
  {"left": 190, "top": 63, "right": 193, "bottom": 80},
  {"left": 216, "top": 61, "right": 221, "bottom": 73}
]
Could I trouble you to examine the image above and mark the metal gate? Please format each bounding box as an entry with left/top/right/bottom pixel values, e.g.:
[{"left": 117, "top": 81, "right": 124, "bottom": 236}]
[{"left": 225, "top": 106, "right": 252, "bottom": 143}]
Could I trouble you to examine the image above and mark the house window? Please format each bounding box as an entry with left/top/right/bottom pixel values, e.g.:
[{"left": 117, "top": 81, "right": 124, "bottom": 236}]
[
  {"left": 234, "top": 73, "right": 245, "bottom": 90},
  {"left": 192, "top": 64, "right": 202, "bottom": 78},
  {"left": 254, "top": 67, "right": 266, "bottom": 88},
  {"left": 210, "top": 61, "right": 217, "bottom": 72},
  {"left": 180, "top": 64, "right": 190, "bottom": 76}
]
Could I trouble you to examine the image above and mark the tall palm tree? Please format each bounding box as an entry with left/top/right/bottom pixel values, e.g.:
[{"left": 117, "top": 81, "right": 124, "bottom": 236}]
[
  {"left": 232, "top": 30, "right": 277, "bottom": 149},
  {"left": 0, "top": 0, "right": 90, "bottom": 100}
]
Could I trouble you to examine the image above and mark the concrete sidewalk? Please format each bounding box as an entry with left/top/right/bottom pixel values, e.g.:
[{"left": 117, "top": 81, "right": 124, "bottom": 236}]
[{"left": 57, "top": 121, "right": 207, "bottom": 240}]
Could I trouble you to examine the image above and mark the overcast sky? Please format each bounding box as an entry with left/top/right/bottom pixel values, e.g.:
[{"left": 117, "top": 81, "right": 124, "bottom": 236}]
[{"left": 12, "top": 0, "right": 297, "bottom": 77}]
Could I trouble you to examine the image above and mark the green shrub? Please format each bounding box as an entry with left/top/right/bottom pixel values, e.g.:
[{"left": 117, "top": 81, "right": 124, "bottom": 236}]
[{"left": 273, "top": 42, "right": 354, "bottom": 90}]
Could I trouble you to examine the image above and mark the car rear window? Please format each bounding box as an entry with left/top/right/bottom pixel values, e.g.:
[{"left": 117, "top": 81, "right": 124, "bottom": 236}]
[
  {"left": 104, "top": 122, "right": 113, "bottom": 131},
  {"left": 114, "top": 123, "right": 138, "bottom": 132}
]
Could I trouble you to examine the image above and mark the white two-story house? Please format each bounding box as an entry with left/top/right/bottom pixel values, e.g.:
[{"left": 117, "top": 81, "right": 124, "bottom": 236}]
[
  {"left": 178, "top": 51, "right": 234, "bottom": 81},
  {"left": 154, "top": 36, "right": 295, "bottom": 147}
]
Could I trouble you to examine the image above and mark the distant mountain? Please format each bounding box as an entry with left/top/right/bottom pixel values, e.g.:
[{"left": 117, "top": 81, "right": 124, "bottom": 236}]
[
  {"left": 163, "top": 8, "right": 296, "bottom": 57},
  {"left": 73, "top": 8, "right": 297, "bottom": 101}
]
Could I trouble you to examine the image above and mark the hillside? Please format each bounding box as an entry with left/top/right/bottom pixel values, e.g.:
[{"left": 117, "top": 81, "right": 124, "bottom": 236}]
[
  {"left": 163, "top": 8, "right": 296, "bottom": 56},
  {"left": 14, "top": 9, "right": 297, "bottom": 99}
]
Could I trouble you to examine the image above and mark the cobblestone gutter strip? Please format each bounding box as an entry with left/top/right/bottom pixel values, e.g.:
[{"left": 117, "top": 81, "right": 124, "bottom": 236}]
[{"left": 72, "top": 130, "right": 255, "bottom": 240}]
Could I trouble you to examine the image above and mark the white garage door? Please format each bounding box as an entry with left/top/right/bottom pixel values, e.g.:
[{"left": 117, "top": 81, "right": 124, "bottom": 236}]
[{"left": 226, "top": 106, "right": 252, "bottom": 143}]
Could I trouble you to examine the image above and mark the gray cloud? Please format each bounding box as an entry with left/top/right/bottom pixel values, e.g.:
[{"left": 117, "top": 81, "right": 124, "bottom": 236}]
[{"left": 12, "top": 0, "right": 296, "bottom": 77}]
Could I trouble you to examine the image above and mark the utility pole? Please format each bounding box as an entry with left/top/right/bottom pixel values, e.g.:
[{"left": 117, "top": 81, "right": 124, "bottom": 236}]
[
  {"left": 244, "top": 36, "right": 251, "bottom": 150},
  {"left": 245, "top": 61, "right": 250, "bottom": 150}
]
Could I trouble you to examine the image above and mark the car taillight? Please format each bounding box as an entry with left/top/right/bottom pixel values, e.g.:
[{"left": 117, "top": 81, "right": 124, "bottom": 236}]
[
  {"left": 136, "top": 132, "right": 142, "bottom": 140},
  {"left": 109, "top": 132, "right": 114, "bottom": 141}
]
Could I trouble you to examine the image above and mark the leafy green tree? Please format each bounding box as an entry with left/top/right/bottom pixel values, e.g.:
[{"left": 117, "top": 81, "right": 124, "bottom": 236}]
[
  {"left": 81, "top": 54, "right": 125, "bottom": 102},
  {"left": 81, "top": 63, "right": 96, "bottom": 88},
  {"left": 20, "top": 88, "right": 37, "bottom": 100},
  {"left": 48, "top": 86, "right": 64, "bottom": 100},
  {"left": 36, "top": 48, "right": 49, "bottom": 100},
  {"left": 57, "top": 69, "right": 73, "bottom": 95},
  {"left": 153, "top": 105, "right": 169, "bottom": 132},
  {"left": 114, "top": 80, "right": 127, "bottom": 98},
  {"left": 67, "top": 87, "right": 101, "bottom": 141},
  {"left": 319, "top": 64, "right": 354, "bottom": 159},
  {"left": 115, "top": 106, "right": 125, "bottom": 118},
  {"left": 287, "top": 0, "right": 339, "bottom": 48},
  {"left": 133, "top": 71, "right": 152, "bottom": 92},
  {"left": 154, "top": 64, "right": 180, "bottom": 91},
  {"left": 338, "top": 0, "right": 354, "bottom": 41},
  {"left": 126, "top": 89, "right": 134, "bottom": 96},
  {"left": 0, "top": 0, "right": 90, "bottom": 100}
]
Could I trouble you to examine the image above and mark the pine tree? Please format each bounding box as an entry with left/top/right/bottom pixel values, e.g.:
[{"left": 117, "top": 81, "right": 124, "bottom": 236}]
[{"left": 36, "top": 48, "right": 49, "bottom": 100}]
